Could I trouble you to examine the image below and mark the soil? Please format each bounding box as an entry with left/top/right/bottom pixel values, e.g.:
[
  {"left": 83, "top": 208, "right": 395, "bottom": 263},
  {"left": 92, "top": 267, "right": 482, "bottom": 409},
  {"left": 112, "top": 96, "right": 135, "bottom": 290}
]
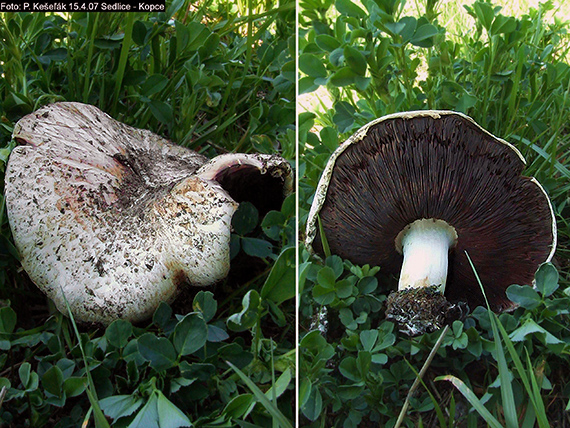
[{"left": 385, "top": 286, "right": 469, "bottom": 336}]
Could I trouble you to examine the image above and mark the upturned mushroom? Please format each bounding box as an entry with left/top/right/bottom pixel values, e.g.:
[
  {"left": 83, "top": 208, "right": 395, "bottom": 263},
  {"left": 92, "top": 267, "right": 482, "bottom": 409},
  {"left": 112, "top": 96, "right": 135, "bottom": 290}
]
[
  {"left": 5, "top": 102, "right": 292, "bottom": 324},
  {"left": 306, "top": 110, "right": 556, "bottom": 335}
]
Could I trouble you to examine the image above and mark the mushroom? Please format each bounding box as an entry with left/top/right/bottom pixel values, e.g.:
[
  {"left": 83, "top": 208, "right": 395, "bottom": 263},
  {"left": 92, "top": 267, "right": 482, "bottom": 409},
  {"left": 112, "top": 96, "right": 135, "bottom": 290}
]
[
  {"left": 305, "top": 110, "right": 556, "bottom": 335},
  {"left": 5, "top": 102, "right": 292, "bottom": 324}
]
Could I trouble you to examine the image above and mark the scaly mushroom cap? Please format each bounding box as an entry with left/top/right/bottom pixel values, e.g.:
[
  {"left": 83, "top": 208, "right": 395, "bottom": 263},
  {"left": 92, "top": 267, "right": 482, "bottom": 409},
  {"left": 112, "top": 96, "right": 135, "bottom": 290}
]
[
  {"left": 5, "top": 102, "right": 292, "bottom": 324},
  {"left": 306, "top": 111, "right": 556, "bottom": 313}
]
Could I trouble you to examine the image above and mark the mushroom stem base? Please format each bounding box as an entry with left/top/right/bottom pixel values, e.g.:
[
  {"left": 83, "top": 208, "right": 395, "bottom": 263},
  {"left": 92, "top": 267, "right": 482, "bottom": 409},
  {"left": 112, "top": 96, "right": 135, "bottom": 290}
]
[{"left": 385, "top": 287, "right": 468, "bottom": 336}]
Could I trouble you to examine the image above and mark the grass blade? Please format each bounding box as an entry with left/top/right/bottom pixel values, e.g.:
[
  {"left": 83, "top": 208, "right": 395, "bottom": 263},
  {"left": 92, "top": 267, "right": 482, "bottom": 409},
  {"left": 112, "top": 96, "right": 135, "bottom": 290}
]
[
  {"left": 61, "top": 288, "right": 110, "bottom": 428},
  {"left": 112, "top": 14, "right": 135, "bottom": 112},
  {"left": 489, "top": 313, "right": 519, "bottom": 428},
  {"left": 317, "top": 216, "right": 331, "bottom": 258},
  {"left": 82, "top": 13, "right": 100, "bottom": 103},
  {"left": 465, "top": 251, "right": 518, "bottom": 428},
  {"left": 395, "top": 324, "right": 449, "bottom": 428},
  {"left": 494, "top": 319, "right": 549, "bottom": 428},
  {"left": 401, "top": 354, "right": 448, "bottom": 427},
  {"left": 226, "top": 361, "right": 293, "bottom": 428},
  {"left": 437, "top": 375, "right": 503, "bottom": 428}
]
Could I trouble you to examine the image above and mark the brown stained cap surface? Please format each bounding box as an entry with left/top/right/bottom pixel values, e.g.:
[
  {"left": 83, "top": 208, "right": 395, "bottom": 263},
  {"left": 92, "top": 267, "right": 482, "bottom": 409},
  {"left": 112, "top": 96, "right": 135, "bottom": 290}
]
[
  {"left": 306, "top": 111, "right": 556, "bottom": 312},
  {"left": 5, "top": 102, "right": 292, "bottom": 324}
]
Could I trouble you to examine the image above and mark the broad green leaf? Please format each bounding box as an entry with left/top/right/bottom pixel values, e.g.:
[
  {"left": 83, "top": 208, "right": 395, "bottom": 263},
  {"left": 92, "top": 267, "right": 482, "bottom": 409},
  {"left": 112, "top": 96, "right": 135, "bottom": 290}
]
[
  {"left": 333, "top": 101, "right": 356, "bottom": 133},
  {"left": 384, "top": 21, "right": 406, "bottom": 36},
  {"left": 280, "top": 60, "right": 296, "bottom": 83},
  {"left": 20, "top": 365, "right": 38, "bottom": 392},
  {"left": 0, "top": 377, "right": 10, "bottom": 391},
  {"left": 140, "top": 74, "right": 169, "bottom": 97},
  {"left": 172, "top": 313, "right": 208, "bottom": 356},
  {"left": 42, "top": 365, "right": 64, "bottom": 397},
  {"left": 128, "top": 392, "right": 159, "bottom": 427},
  {"left": 241, "top": 237, "right": 273, "bottom": 258},
  {"left": 186, "top": 22, "right": 210, "bottom": 51},
  {"left": 472, "top": 1, "right": 495, "bottom": 31},
  {"left": 132, "top": 20, "right": 148, "bottom": 46},
  {"left": 371, "top": 353, "right": 388, "bottom": 364},
  {"left": 506, "top": 284, "right": 541, "bottom": 309},
  {"left": 338, "top": 385, "right": 365, "bottom": 400},
  {"left": 509, "top": 319, "right": 546, "bottom": 342},
  {"left": 137, "top": 334, "right": 177, "bottom": 371},
  {"left": 261, "top": 210, "right": 286, "bottom": 240},
  {"left": 227, "top": 290, "right": 260, "bottom": 332},
  {"left": 330, "top": 67, "right": 358, "bottom": 87},
  {"left": 179, "top": 362, "right": 216, "bottom": 381},
  {"left": 455, "top": 93, "right": 478, "bottom": 113},
  {"left": 358, "top": 277, "right": 378, "bottom": 294},
  {"left": 223, "top": 394, "right": 255, "bottom": 419},
  {"left": 40, "top": 48, "right": 67, "bottom": 62},
  {"left": 302, "top": 386, "right": 322, "bottom": 422},
  {"left": 339, "top": 308, "right": 356, "bottom": 329},
  {"left": 148, "top": 100, "right": 173, "bottom": 124},
  {"left": 343, "top": 46, "right": 367, "bottom": 76},
  {"left": 319, "top": 127, "right": 339, "bottom": 152},
  {"left": 299, "top": 54, "right": 327, "bottom": 78},
  {"left": 299, "top": 76, "right": 320, "bottom": 94},
  {"left": 535, "top": 263, "right": 558, "bottom": 297},
  {"left": 170, "top": 377, "right": 195, "bottom": 394},
  {"left": 325, "top": 255, "right": 344, "bottom": 278},
  {"left": 300, "top": 330, "right": 327, "bottom": 350},
  {"left": 19, "top": 362, "right": 31, "bottom": 387},
  {"left": 217, "top": 343, "right": 253, "bottom": 369},
  {"left": 165, "top": 0, "right": 185, "bottom": 20},
  {"left": 339, "top": 356, "right": 360, "bottom": 382},
  {"left": 193, "top": 291, "right": 217, "bottom": 323},
  {"left": 336, "top": 0, "right": 366, "bottom": 18},
  {"left": 360, "top": 330, "right": 379, "bottom": 352},
  {"left": 100, "top": 394, "right": 144, "bottom": 420},
  {"left": 357, "top": 351, "right": 371, "bottom": 378},
  {"left": 387, "top": 16, "right": 417, "bottom": 42},
  {"left": 156, "top": 390, "right": 193, "bottom": 427},
  {"left": 153, "top": 302, "right": 173, "bottom": 329},
  {"left": 510, "top": 319, "right": 565, "bottom": 346},
  {"left": 105, "top": 319, "right": 132, "bottom": 349},
  {"left": 299, "top": 378, "right": 312, "bottom": 408},
  {"left": 94, "top": 38, "right": 122, "bottom": 50},
  {"left": 329, "top": 47, "right": 345, "bottom": 67},
  {"left": 175, "top": 20, "right": 190, "bottom": 54},
  {"left": 261, "top": 247, "right": 295, "bottom": 304},
  {"left": 0, "top": 306, "right": 16, "bottom": 333},
  {"left": 199, "top": 33, "right": 220, "bottom": 58},
  {"left": 312, "top": 283, "right": 335, "bottom": 305},
  {"left": 315, "top": 34, "right": 341, "bottom": 52},
  {"left": 232, "top": 202, "right": 259, "bottom": 235},
  {"left": 490, "top": 15, "right": 517, "bottom": 35},
  {"left": 411, "top": 23, "right": 439, "bottom": 47},
  {"left": 316, "top": 266, "right": 336, "bottom": 289},
  {"left": 63, "top": 377, "right": 88, "bottom": 397},
  {"left": 207, "top": 325, "right": 229, "bottom": 342},
  {"left": 335, "top": 279, "right": 354, "bottom": 299}
]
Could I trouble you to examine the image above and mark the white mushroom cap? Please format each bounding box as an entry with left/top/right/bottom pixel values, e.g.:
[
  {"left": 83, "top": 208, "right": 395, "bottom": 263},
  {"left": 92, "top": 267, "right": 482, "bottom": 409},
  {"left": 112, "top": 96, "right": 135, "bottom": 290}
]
[{"left": 5, "top": 102, "right": 291, "bottom": 324}]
